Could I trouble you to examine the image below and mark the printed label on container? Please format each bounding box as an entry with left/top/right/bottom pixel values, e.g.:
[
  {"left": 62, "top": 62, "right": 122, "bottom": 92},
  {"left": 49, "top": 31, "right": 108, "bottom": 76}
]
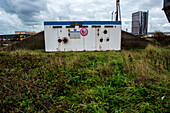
[{"left": 70, "top": 31, "right": 81, "bottom": 39}]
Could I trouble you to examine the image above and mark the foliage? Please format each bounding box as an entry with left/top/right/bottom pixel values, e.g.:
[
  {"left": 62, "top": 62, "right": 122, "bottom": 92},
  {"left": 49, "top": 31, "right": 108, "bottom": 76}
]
[
  {"left": 150, "top": 31, "right": 170, "bottom": 46},
  {"left": 0, "top": 45, "right": 169, "bottom": 112},
  {"left": 152, "top": 31, "right": 166, "bottom": 38}
]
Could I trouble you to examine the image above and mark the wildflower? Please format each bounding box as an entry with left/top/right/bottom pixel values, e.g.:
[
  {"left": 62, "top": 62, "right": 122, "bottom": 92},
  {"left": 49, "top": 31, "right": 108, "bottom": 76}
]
[
  {"left": 96, "top": 97, "right": 98, "bottom": 100},
  {"left": 162, "top": 96, "right": 165, "bottom": 100}
]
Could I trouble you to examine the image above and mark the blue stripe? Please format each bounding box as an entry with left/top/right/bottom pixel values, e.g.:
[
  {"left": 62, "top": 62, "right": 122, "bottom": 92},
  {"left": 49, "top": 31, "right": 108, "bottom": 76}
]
[{"left": 44, "top": 21, "right": 121, "bottom": 25}]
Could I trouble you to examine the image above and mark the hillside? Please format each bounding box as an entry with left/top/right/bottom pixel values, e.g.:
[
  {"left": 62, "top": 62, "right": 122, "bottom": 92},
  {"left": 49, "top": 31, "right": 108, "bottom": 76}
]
[{"left": 0, "top": 45, "right": 169, "bottom": 112}]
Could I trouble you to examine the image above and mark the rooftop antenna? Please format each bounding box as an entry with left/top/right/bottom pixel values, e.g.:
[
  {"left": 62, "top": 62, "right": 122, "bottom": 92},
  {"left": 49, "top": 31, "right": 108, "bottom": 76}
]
[
  {"left": 115, "top": 0, "right": 121, "bottom": 21},
  {"left": 111, "top": 11, "right": 114, "bottom": 21}
]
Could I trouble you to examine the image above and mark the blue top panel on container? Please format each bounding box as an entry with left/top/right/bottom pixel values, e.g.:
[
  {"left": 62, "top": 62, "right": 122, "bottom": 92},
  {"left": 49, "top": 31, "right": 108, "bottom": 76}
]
[{"left": 44, "top": 21, "right": 121, "bottom": 26}]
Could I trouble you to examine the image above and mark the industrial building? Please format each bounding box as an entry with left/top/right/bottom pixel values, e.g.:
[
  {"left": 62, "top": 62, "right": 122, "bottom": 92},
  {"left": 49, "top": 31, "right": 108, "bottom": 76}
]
[
  {"left": 132, "top": 11, "right": 149, "bottom": 36},
  {"left": 44, "top": 21, "right": 121, "bottom": 52},
  {"left": 0, "top": 31, "right": 36, "bottom": 41},
  {"left": 0, "top": 31, "right": 37, "bottom": 41},
  {"left": 44, "top": 0, "right": 122, "bottom": 52},
  {"left": 15, "top": 31, "right": 37, "bottom": 35},
  {"left": 0, "top": 34, "right": 31, "bottom": 41}
]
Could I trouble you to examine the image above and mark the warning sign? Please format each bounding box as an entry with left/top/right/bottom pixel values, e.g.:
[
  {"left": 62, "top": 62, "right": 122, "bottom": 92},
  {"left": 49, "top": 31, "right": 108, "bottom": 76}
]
[{"left": 80, "top": 28, "right": 88, "bottom": 36}]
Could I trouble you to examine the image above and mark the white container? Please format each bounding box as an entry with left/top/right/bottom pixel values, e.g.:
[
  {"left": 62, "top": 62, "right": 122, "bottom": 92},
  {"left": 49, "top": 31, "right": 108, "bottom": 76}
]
[{"left": 44, "top": 21, "right": 121, "bottom": 52}]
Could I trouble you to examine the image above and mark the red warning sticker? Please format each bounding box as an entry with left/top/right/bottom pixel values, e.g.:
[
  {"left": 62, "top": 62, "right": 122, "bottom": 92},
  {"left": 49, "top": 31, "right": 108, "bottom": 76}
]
[{"left": 80, "top": 28, "right": 88, "bottom": 36}]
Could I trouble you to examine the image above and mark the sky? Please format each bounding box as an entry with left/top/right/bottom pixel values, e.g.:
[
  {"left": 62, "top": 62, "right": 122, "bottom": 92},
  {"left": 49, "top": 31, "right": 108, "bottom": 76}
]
[{"left": 0, "top": 0, "right": 169, "bottom": 35}]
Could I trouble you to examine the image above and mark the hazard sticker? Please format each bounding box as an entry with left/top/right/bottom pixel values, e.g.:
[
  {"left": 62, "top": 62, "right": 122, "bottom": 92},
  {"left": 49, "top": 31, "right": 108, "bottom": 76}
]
[{"left": 80, "top": 28, "right": 88, "bottom": 36}]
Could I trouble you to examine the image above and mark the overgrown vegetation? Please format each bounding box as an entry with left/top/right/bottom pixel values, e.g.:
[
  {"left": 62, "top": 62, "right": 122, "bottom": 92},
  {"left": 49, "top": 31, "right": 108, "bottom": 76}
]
[
  {"left": 0, "top": 45, "right": 169, "bottom": 112},
  {"left": 147, "top": 31, "right": 170, "bottom": 46}
]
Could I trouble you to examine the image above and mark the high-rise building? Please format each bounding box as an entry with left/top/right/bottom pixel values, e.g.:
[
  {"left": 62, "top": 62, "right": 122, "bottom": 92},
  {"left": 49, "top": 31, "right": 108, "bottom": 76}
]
[{"left": 132, "top": 11, "right": 149, "bottom": 36}]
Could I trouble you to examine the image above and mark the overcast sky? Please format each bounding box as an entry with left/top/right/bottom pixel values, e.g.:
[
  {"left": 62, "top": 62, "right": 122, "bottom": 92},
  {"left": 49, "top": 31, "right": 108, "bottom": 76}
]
[{"left": 0, "top": 0, "right": 169, "bottom": 34}]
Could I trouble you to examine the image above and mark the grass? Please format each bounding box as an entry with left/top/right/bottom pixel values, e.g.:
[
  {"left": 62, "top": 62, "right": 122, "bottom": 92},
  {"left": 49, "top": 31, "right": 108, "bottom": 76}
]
[{"left": 0, "top": 45, "right": 169, "bottom": 112}]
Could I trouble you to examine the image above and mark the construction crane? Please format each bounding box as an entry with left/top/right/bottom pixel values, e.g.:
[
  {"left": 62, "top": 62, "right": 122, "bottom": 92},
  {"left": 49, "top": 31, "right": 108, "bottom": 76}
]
[{"left": 163, "top": 0, "right": 170, "bottom": 22}]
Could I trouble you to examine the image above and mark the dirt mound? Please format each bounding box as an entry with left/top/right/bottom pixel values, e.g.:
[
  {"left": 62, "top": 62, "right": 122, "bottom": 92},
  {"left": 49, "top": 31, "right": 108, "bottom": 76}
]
[{"left": 121, "top": 31, "right": 154, "bottom": 49}]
